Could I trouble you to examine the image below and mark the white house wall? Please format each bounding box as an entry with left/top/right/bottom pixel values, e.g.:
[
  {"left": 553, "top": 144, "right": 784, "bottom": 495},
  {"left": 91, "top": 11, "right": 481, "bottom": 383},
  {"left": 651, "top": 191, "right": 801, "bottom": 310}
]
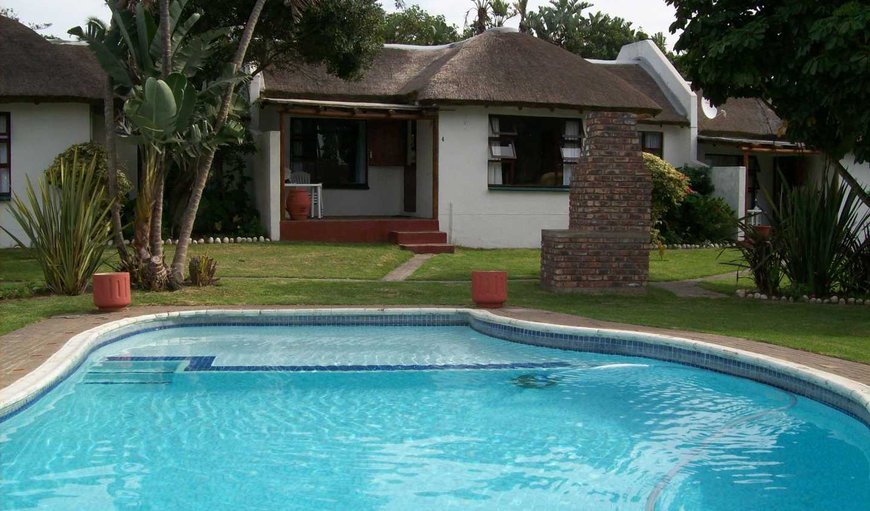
[
  {"left": 253, "top": 130, "right": 280, "bottom": 240},
  {"left": 640, "top": 123, "right": 693, "bottom": 167},
  {"left": 436, "top": 106, "right": 573, "bottom": 248},
  {"left": 0, "top": 103, "right": 93, "bottom": 248},
  {"left": 323, "top": 166, "right": 404, "bottom": 217},
  {"left": 414, "top": 119, "right": 434, "bottom": 218}
]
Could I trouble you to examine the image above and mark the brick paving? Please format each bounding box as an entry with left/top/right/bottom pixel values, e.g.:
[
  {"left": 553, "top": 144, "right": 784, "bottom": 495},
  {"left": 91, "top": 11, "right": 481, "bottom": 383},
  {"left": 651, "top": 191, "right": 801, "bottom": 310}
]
[{"left": 1, "top": 305, "right": 868, "bottom": 390}]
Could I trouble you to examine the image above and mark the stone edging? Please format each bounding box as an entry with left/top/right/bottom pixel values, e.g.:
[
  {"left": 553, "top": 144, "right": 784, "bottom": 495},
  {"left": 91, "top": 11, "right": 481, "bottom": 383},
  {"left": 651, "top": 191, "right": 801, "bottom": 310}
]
[
  {"left": 1, "top": 308, "right": 868, "bottom": 427},
  {"left": 736, "top": 290, "right": 870, "bottom": 306}
]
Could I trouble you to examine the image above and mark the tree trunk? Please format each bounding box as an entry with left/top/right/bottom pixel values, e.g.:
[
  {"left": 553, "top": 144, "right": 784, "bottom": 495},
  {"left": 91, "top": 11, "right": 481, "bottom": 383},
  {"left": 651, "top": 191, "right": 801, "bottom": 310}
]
[
  {"left": 148, "top": 0, "right": 171, "bottom": 262},
  {"left": 105, "top": 73, "right": 129, "bottom": 261},
  {"left": 169, "top": 0, "right": 269, "bottom": 287},
  {"left": 149, "top": 159, "right": 165, "bottom": 257}
]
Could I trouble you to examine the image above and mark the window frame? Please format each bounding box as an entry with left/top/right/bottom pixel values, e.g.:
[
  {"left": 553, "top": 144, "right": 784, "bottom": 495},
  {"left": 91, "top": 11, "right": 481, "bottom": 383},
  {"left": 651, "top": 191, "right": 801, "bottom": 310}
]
[
  {"left": 0, "top": 112, "right": 10, "bottom": 201},
  {"left": 487, "top": 115, "right": 581, "bottom": 190},
  {"left": 287, "top": 116, "right": 369, "bottom": 190},
  {"left": 640, "top": 131, "right": 664, "bottom": 158}
]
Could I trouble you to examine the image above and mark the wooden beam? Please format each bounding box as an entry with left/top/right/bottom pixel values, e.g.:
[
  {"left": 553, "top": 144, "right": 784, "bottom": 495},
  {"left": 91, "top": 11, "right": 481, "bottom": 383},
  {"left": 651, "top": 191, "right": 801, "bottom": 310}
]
[
  {"left": 739, "top": 145, "right": 818, "bottom": 154},
  {"left": 280, "top": 106, "right": 434, "bottom": 121}
]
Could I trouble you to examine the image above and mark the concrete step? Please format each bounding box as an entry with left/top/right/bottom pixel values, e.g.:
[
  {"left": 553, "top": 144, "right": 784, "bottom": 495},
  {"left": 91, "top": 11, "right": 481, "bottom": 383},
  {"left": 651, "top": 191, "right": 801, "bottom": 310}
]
[
  {"left": 399, "top": 243, "right": 456, "bottom": 254},
  {"left": 390, "top": 231, "right": 448, "bottom": 244}
]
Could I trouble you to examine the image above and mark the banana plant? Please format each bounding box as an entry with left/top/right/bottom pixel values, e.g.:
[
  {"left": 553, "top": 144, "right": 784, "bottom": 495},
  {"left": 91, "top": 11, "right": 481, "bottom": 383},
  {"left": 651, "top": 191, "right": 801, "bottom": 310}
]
[
  {"left": 124, "top": 74, "right": 197, "bottom": 143},
  {"left": 69, "top": 0, "right": 228, "bottom": 92}
]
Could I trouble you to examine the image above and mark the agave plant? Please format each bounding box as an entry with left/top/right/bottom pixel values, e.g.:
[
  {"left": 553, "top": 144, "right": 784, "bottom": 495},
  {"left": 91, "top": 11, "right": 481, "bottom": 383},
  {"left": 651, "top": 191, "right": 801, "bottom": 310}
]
[
  {"left": 729, "top": 219, "right": 783, "bottom": 296},
  {"left": 1, "top": 153, "right": 112, "bottom": 295},
  {"left": 765, "top": 169, "right": 870, "bottom": 296}
]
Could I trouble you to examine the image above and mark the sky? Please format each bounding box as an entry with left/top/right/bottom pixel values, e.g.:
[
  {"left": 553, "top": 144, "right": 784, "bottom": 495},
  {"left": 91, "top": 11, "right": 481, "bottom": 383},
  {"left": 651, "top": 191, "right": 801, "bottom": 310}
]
[{"left": 2, "top": 0, "right": 679, "bottom": 48}]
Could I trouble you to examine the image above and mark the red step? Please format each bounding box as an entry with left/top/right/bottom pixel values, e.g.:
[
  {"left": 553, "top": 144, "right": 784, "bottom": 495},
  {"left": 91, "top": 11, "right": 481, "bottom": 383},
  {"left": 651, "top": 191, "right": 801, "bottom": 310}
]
[
  {"left": 390, "top": 231, "right": 448, "bottom": 244},
  {"left": 399, "top": 243, "right": 456, "bottom": 254}
]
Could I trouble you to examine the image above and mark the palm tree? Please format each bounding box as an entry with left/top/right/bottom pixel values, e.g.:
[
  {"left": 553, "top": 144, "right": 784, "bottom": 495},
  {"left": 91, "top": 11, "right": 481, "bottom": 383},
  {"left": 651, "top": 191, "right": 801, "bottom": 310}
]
[{"left": 513, "top": 0, "right": 529, "bottom": 33}]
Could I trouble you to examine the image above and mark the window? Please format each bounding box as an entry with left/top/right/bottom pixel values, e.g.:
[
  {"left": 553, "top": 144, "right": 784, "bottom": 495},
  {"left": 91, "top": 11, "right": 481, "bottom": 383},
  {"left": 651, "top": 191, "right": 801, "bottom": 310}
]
[
  {"left": 288, "top": 117, "right": 367, "bottom": 188},
  {"left": 0, "top": 113, "right": 9, "bottom": 200},
  {"left": 488, "top": 116, "right": 581, "bottom": 188},
  {"left": 640, "top": 131, "right": 663, "bottom": 158}
]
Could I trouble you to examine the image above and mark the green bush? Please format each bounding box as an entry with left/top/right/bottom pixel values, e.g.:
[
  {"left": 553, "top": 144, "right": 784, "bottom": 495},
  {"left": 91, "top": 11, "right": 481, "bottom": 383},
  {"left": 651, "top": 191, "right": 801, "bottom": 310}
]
[
  {"left": 1, "top": 152, "right": 112, "bottom": 295},
  {"left": 662, "top": 194, "right": 736, "bottom": 244},
  {"left": 644, "top": 153, "right": 690, "bottom": 242},
  {"left": 45, "top": 142, "right": 131, "bottom": 205},
  {"left": 660, "top": 165, "right": 737, "bottom": 244},
  {"left": 165, "top": 137, "right": 265, "bottom": 238}
]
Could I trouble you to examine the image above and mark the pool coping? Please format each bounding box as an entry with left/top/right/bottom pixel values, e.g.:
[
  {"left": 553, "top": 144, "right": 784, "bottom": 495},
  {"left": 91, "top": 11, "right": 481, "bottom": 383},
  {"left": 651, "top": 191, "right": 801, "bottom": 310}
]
[{"left": 1, "top": 308, "right": 869, "bottom": 426}]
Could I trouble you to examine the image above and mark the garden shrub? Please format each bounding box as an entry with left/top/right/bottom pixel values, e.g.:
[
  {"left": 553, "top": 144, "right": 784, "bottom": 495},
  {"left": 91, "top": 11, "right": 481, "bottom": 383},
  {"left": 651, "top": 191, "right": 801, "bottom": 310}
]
[
  {"left": 731, "top": 221, "right": 783, "bottom": 296},
  {"left": 45, "top": 142, "right": 131, "bottom": 205},
  {"left": 2, "top": 152, "right": 112, "bottom": 295},
  {"left": 188, "top": 255, "right": 219, "bottom": 286},
  {"left": 166, "top": 136, "right": 265, "bottom": 238},
  {"left": 661, "top": 165, "right": 736, "bottom": 244},
  {"left": 767, "top": 170, "right": 869, "bottom": 297},
  {"left": 644, "top": 153, "right": 689, "bottom": 243}
]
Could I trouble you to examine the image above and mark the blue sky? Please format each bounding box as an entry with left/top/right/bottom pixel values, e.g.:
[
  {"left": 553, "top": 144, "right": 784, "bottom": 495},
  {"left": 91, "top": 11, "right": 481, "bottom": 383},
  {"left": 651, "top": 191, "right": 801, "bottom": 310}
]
[{"left": 3, "top": 0, "right": 678, "bottom": 49}]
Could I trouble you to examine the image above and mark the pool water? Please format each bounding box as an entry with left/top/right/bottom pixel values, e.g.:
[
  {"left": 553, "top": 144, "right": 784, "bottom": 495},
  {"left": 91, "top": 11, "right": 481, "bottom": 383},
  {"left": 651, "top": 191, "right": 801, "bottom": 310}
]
[{"left": 1, "top": 325, "right": 868, "bottom": 510}]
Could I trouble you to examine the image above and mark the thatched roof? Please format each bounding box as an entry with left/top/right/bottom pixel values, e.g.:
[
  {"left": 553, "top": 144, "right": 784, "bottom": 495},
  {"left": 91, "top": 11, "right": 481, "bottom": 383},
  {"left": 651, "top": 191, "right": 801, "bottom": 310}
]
[
  {"left": 0, "top": 16, "right": 104, "bottom": 102},
  {"left": 263, "top": 29, "right": 661, "bottom": 114},
  {"left": 596, "top": 64, "right": 688, "bottom": 126},
  {"left": 698, "top": 95, "right": 784, "bottom": 140}
]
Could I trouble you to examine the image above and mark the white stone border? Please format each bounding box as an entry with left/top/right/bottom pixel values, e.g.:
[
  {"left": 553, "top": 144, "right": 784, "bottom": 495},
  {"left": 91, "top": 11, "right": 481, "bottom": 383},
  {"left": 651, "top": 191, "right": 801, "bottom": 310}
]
[{"left": 1, "top": 308, "right": 868, "bottom": 424}]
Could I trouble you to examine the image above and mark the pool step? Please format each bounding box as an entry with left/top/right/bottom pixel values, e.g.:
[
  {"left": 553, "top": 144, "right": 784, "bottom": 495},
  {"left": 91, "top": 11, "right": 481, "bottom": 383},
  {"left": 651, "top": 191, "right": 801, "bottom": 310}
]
[{"left": 82, "top": 359, "right": 182, "bottom": 385}]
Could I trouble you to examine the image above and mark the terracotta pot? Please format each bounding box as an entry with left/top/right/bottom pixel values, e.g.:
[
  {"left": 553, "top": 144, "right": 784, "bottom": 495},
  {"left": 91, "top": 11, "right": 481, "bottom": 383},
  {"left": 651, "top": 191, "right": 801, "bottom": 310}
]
[
  {"left": 755, "top": 224, "right": 772, "bottom": 238},
  {"left": 285, "top": 189, "right": 311, "bottom": 221},
  {"left": 472, "top": 271, "right": 508, "bottom": 308},
  {"left": 92, "top": 272, "right": 131, "bottom": 312}
]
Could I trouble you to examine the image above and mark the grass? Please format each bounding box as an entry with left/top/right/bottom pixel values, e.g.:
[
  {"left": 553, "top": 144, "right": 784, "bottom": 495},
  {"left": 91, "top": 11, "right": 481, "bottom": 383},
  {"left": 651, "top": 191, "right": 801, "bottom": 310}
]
[
  {"left": 0, "top": 243, "right": 412, "bottom": 283},
  {"left": 1, "top": 245, "right": 867, "bottom": 363},
  {"left": 410, "top": 247, "right": 740, "bottom": 282}
]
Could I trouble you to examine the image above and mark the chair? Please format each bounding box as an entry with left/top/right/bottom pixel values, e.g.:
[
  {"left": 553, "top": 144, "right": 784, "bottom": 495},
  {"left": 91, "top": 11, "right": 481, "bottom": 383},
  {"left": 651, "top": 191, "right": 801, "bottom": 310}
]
[
  {"left": 288, "top": 170, "right": 310, "bottom": 184},
  {"left": 286, "top": 170, "right": 322, "bottom": 218}
]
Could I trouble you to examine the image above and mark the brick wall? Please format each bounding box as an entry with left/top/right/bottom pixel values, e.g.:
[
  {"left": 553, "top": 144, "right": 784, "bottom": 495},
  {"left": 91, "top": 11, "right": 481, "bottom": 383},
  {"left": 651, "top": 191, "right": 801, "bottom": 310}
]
[{"left": 540, "top": 111, "right": 651, "bottom": 291}]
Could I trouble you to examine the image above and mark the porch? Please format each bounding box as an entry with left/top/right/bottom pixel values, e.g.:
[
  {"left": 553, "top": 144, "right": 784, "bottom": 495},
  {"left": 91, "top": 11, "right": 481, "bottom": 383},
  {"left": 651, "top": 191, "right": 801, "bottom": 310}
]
[
  {"left": 254, "top": 99, "right": 452, "bottom": 252},
  {"left": 280, "top": 216, "right": 452, "bottom": 253}
]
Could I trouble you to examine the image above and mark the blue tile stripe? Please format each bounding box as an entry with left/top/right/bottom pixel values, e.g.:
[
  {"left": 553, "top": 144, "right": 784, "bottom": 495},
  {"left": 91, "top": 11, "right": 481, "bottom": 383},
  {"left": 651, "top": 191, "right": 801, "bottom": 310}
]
[
  {"left": 468, "top": 317, "right": 870, "bottom": 427},
  {"left": 105, "top": 355, "right": 572, "bottom": 373},
  {"left": 1, "top": 311, "right": 867, "bottom": 430}
]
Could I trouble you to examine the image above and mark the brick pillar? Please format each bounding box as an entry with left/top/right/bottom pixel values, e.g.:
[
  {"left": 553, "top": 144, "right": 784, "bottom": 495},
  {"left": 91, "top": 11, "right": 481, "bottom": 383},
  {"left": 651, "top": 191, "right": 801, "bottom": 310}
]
[{"left": 540, "top": 111, "right": 651, "bottom": 292}]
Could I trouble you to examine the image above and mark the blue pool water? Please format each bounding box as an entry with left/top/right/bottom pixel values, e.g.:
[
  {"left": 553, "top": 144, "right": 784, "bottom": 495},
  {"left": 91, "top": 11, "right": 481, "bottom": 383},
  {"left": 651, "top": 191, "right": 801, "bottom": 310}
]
[{"left": 1, "top": 325, "right": 868, "bottom": 510}]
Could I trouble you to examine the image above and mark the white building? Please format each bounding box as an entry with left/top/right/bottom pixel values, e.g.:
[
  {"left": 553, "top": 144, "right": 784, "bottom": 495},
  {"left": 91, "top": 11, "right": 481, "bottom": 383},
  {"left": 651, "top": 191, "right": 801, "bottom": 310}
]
[
  {"left": 248, "top": 28, "right": 660, "bottom": 251},
  {"left": 593, "top": 40, "right": 869, "bottom": 227},
  {"left": 0, "top": 16, "right": 137, "bottom": 248}
]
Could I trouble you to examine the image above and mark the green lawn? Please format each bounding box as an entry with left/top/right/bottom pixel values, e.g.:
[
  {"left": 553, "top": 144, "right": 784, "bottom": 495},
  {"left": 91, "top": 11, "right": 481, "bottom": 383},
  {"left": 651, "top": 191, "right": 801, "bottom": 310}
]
[
  {"left": 0, "top": 243, "right": 412, "bottom": 283},
  {"left": 1, "top": 245, "right": 867, "bottom": 363},
  {"left": 410, "top": 247, "right": 740, "bottom": 282}
]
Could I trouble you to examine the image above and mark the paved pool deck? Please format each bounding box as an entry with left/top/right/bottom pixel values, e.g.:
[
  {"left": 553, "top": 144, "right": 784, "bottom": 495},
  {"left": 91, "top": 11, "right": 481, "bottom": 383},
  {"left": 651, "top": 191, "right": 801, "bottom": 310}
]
[{"left": 1, "top": 305, "right": 868, "bottom": 390}]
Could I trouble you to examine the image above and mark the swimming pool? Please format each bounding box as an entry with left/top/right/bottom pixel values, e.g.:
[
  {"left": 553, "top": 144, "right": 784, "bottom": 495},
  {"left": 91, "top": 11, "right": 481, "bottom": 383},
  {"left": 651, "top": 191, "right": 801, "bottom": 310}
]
[{"left": 1, "top": 309, "right": 868, "bottom": 510}]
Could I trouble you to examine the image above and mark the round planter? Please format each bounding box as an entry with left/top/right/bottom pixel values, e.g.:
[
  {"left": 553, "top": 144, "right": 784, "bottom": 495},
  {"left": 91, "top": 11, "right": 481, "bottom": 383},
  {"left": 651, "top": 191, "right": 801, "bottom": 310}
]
[
  {"left": 755, "top": 224, "right": 772, "bottom": 238},
  {"left": 285, "top": 189, "right": 311, "bottom": 221},
  {"left": 92, "top": 272, "right": 131, "bottom": 312},
  {"left": 472, "top": 271, "right": 508, "bottom": 309}
]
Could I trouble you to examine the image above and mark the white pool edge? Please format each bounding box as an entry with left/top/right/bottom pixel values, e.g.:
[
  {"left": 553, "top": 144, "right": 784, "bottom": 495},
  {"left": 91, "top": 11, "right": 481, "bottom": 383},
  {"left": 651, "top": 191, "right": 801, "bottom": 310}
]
[{"left": 1, "top": 308, "right": 868, "bottom": 425}]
